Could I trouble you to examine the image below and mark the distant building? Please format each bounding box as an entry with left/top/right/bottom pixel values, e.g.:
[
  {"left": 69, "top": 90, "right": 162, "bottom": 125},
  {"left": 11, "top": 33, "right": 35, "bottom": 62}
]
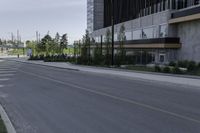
[{"left": 87, "top": 0, "right": 200, "bottom": 64}]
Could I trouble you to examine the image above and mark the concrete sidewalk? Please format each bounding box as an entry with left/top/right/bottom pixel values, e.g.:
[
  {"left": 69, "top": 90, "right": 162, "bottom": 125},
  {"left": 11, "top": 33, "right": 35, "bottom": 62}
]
[{"left": 4, "top": 57, "right": 200, "bottom": 87}]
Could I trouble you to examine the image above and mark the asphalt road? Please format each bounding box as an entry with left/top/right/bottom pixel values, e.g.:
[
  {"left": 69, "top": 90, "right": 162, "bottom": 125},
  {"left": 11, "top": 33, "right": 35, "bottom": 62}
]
[{"left": 0, "top": 60, "right": 200, "bottom": 133}]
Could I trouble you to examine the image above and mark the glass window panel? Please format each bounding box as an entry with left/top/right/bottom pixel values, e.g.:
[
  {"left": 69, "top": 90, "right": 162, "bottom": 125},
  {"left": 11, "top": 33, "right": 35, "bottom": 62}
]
[
  {"left": 114, "top": 34, "right": 118, "bottom": 41},
  {"left": 133, "top": 30, "right": 142, "bottom": 40},
  {"left": 159, "top": 54, "right": 166, "bottom": 63},
  {"left": 102, "top": 35, "right": 106, "bottom": 42},
  {"left": 142, "top": 27, "right": 154, "bottom": 39},
  {"left": 95, "top": 37, "right": 100, "bottom": 43},
  {"left": 159, "top": 25, "right": 168, "bottom": 37},
  {"left": 125, "top": 32, "right": 132, "bottom": 40}
]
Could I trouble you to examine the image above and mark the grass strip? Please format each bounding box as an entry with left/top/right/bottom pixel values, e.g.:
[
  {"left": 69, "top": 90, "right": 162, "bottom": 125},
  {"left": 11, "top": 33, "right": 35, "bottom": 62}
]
[{"left": 0, "top": 116, "right": 7, "bottom": 133}]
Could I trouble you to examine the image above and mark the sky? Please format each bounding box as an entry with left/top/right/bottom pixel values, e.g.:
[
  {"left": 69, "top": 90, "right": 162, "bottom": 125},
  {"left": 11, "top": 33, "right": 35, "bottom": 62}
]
[{"left": 0, "top": 0, "right": 86, "bottom": 44}]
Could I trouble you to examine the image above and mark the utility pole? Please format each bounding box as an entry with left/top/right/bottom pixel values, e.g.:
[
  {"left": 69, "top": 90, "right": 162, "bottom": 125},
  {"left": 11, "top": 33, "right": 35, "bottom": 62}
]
[
  {"left": 35, "top": 31, "right": 40, "bottom": 56},
  {"left": 17, "top": 30, "right": 19, "bottom": 45},
  {"left": 111, "top": 0, "right": 115, "bottom": 66},
  {"left": 17, "top": 30, "right": 20, "bottom": 58},
  {"left": 11, "top": 33, "right": 14, "bottom": 44},
  {"left": 36, "top": 31, "right": 39, "bottom": 44}
]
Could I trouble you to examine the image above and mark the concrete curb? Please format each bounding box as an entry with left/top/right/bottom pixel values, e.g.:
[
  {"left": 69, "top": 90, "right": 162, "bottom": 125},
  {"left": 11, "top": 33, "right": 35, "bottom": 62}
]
[
  {"left": 5, "top": 58, "right": 200, "bottom": 80},
  {"left": 5, "top": 58, "right": 200, "bottom": 87},
  {"left": 0, "top": 104, "right": 16, "bottom": 133},
  {"left": 70, "top": 63, "right": 200, "bottom": 80},
  {"left": 6, "top": 59, "right": 79, "bottom": 72}
]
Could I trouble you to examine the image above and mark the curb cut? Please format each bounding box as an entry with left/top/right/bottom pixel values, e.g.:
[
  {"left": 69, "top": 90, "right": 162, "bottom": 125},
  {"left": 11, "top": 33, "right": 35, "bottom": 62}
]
[{"left": 0, "top": 104, "right": 16, "bottom": 133}]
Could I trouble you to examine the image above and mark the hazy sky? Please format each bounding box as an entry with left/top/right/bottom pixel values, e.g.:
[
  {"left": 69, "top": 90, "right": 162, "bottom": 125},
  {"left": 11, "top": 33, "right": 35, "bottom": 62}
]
[{"left": 0, "top": 0, "right": 86, "bottom": 44}]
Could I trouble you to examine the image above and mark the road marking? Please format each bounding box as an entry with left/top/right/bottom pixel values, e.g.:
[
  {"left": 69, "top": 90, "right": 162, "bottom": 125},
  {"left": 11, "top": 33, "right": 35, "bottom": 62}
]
[
  {"left": 0, "top": 71, "right": 16, "bottom": 74},
  {"left": 0, "top": 68, "right": 18, "bottom": 71},
  {"left": 0, "top": 92, "right": 8, "bottom": 98},
  {"left": 0, "top": 78, "right": 10, "bottom": 81},
  {"left": 0, "top": 74, "right": 14, "bottom": 77},
  {"left": 19, "top": 69, "right": 200, "bottom": 124},
  {"left": 0, "top": 85, "right": 4, "bottom": 88}
]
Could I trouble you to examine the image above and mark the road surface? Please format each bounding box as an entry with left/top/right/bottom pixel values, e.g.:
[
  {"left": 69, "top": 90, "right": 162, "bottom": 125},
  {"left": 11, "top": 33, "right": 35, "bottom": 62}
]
[{"left": 0, "top": 59, "right": 200, "bottom": 133}]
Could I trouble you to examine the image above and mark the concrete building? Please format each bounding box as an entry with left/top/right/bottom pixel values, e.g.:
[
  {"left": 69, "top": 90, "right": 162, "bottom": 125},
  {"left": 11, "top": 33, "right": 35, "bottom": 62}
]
[{"left": 87, "top": 0, "right": 200, "bottom": 64}]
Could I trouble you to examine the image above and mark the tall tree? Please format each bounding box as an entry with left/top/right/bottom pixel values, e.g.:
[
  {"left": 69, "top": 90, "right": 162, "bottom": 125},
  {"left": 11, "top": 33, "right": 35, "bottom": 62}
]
[
  {"left": 80, "top": 30, "right": 91, "bottom": 64},
  {"left": 117, "top": 24, "right": 126, "bottom": 65},
  {"left": 93, "top": 39, "right": 103, "bottom": 65},
  {"left": 60, "top": 34, "right": 68, "bottom": 54},
  {"left": 0, "top": 39, "right": 2, "bottom": 53},
  {"left": 0, "top": 39, "right": 2, "bottom": 46},
  {"left": 26, "top": 40, "right": 37, "bottom": 56},
  {"left": 105, "top": 28, "right": 112, "bottom": 66},
  {"left": 39, "top": 35, "right": 53, "bottom": 55},
  {"left": 54, "top": 32, "right": 60, "bottom": 54}
]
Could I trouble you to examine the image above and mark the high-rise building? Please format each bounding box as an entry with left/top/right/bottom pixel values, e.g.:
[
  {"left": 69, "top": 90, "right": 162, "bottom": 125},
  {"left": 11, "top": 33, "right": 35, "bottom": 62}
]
[{"left": 87, "top": 0, "right": 200, "bottom": 64}]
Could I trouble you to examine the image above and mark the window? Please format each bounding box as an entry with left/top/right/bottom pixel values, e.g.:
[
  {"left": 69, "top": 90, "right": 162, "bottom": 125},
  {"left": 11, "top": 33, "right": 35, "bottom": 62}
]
[
  {"left": 95, "top": 36, "right": 100, "bottom": 43},
  {"left": 102, "top": 35, "right": 106, "bottom": 43},
  {"left": 159, "top": 54, "right": 165, "bottom": 63},
  {"left": 142, "top": 27, "right": 154, "bottom": 39},
  {"left": 114, "top": 34, "right": 118, "bottom": 41},
  {"left": 125, "top": 32, "right": 132, "bottom": 40},
  {"left": 133, "top": 30, "right": 142, "bottom": 40},
  {"left": 159, "top": 25, "right": 168, "bottom": 37}
]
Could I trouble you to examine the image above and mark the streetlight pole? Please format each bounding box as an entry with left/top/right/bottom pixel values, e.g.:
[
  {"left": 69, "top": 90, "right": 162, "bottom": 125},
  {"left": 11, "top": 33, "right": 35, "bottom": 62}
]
[{"left": 111, "top": 0, "right": 115, "bottom": 66}]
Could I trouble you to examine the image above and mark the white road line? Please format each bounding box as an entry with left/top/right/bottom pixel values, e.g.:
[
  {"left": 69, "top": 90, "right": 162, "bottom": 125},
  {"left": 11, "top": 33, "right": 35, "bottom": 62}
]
[
  {"left": 0, "top": 92, "right": 8, "bottom": 98},
  {"left": 0, "top": 68, "right": 18, "bottom": 70},
  {"left": 0, "top": 78, "right": 10, "bottom": 81},
  {"left": 0, "top": 74, "right": 14, "bottom": 77},
  {"left": 0, "top": 71, "right": 16, "bottom": 74},
  {"left": 19, "top": 69, "right": 200, "bottom": 124},
  {"left": 0, "top": 85, "right": 4, "bottom": 88}
]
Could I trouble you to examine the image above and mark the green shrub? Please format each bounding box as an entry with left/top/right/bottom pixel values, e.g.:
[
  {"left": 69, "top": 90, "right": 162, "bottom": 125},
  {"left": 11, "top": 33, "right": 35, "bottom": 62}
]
[
  {"left": 172, "top": 67, "right": 182, "bottom": 74},
  {"left": 187, "top": 61, "right": 197, "bottom": 72},
  {"left": 0, "top": 116, "right": 7, "bottom": 133},
  {"left": 29, "top": 55, "right": 44, "bottom": 60},
  {"left": 177, "top": 60, "right": 188, "bottom": 68},
  {"left": 155, "top": 65, "right": 161, "bottom": 72},
  {"left": 163, "top": 66, "right": 171, "bottom": 73},
  {"left": 198, "top": 62, "right": 200, "bottom": 68},
  {"left": 169, "top": 61, "right": 176, "bottom": 67}
]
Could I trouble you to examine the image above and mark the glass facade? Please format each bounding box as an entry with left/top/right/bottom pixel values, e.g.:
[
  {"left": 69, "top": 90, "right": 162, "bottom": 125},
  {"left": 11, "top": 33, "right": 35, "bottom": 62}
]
[
  {"left": 131, "top": 26, "right": 157, "bottom": 40},
  {"left": 91, "top": 0, "right": 200, "bottom": 42},
  {"left": 95, "top": 36, "right": 101, "bottom": 43},
  {"left": 114, "top": 34, "right": 118, "bottom": 41},
  {"left": 142, "top": 27, "right": 155, "bottom": 39},
  {"left": 159, "top": 24, "right": 168, "bottom": 37},
  {"left": 172, "top": 0, "right": 200, "bottom": 9},
  {"left": 125, "top": 32, "right": 132, "bottom": 40},
  {"left": 133, "top": 30, "right": 142, "bottom": 40},
  {"left": 104, "top": 0, "right": 200, "bottom": 27},
  {"left": 87, "top": 0, "right": 94, "bottom": 33}
]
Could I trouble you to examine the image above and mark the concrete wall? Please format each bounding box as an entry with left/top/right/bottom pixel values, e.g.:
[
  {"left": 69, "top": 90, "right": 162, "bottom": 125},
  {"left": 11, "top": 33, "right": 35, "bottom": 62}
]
[
  {"left": 91, "top": 10, "right": 171, "bottom": 40},
  {"left": 177, "top": 19, "right": 200, "bottom": 62}
]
